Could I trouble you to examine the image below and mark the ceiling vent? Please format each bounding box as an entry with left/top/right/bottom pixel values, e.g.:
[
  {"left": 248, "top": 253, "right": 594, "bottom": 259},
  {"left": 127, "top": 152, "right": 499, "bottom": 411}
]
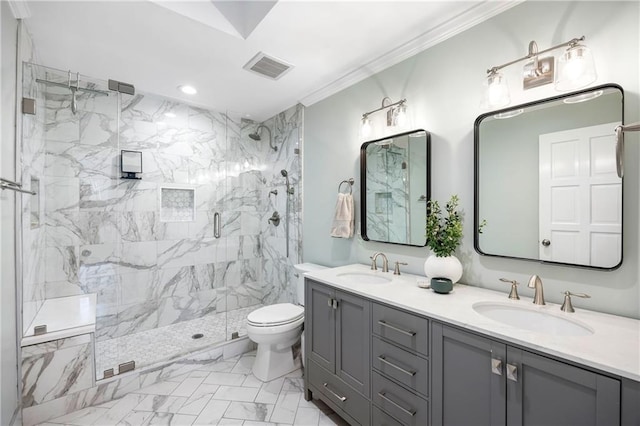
[{"left": 243, "top": 52, "right": 294, "bottom": 80}]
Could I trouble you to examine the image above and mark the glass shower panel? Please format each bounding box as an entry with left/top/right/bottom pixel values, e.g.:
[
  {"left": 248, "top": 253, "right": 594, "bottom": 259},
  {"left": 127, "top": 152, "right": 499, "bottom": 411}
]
[
  {"left": 22, "top": 63, "right": 237, "bottom": 380},
  {"left": 20, "top": 64, "right": 121, "bottom": 376}
]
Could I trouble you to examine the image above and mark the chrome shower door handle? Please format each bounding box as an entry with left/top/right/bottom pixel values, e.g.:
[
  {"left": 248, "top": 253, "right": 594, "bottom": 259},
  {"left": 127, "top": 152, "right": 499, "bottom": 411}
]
[{"left": 214, "top": 212, "right": 221, "bottom": 238}]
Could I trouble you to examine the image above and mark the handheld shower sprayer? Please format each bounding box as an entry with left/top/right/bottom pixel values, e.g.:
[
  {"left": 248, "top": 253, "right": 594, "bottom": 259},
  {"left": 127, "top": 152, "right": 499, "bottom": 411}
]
[{"left": 281, "top": 170, "right": 294, "bottom": 195}]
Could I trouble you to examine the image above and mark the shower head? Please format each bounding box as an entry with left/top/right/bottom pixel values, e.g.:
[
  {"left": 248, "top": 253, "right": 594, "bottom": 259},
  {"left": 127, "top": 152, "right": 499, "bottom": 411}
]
[
  {"left": 250, "top": 124, "right": 277, "bottom": 151},
  {"left": 280, "top": 169, "right": 288, "bottom": 177}
]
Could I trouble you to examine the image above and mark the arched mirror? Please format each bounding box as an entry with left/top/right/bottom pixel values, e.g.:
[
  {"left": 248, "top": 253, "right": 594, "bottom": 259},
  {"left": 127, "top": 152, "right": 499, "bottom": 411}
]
[
  {"left": 361, "top": 129, "right": 430, "bottom": 246},
  {"left": 475, "top": 84, "right": 623, "bottom": 269}
]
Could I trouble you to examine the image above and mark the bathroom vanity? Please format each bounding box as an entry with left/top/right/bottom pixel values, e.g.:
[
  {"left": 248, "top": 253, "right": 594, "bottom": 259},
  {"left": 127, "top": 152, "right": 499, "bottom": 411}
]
[{"left": 303, "top": 264, "right": 640, "bottom": 425}]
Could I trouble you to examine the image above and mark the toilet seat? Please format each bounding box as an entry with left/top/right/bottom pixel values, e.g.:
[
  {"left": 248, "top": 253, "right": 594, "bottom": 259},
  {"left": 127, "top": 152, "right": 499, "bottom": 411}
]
[{"left": 247, "top": 303, "right": 304, "bottom": 327}]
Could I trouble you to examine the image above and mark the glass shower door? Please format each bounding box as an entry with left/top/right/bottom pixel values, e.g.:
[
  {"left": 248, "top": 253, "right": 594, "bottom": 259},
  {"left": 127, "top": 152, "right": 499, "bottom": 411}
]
[{"left": 20, "top": 63, "right": 121, "bottom": 380}]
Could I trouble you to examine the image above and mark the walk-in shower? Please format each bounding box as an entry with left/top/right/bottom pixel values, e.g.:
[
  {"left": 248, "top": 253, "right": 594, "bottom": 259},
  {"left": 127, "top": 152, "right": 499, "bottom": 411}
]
[
  {"left": 19, "top": 62, "right": 269, "bottom": 381},
  {"left": 249, "top": 124, "right": 277, "bottom": 151}
]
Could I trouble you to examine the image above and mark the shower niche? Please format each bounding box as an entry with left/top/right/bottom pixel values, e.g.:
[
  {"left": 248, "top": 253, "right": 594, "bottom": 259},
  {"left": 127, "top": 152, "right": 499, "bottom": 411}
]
[{"left": 160, "top": 187, "right": 195, "bottom": 222}]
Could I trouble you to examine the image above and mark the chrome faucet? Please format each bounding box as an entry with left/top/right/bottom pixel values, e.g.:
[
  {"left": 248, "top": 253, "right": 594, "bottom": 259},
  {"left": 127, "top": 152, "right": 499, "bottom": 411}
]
[
  {"left": 370, "top": 252, "right": 389, "bottom": 273},
  {"left": 528, "top": 275, "right": 545, "bottom": 305}
]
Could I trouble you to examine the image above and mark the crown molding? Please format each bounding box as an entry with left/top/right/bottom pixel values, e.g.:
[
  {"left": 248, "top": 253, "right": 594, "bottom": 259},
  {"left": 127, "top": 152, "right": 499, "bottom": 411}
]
[
  {"left": 299, "top": 0, "right": 524, "bottom": 107},
  {"left": 8, "top": 0, "right": 31, "bottom": 19}
]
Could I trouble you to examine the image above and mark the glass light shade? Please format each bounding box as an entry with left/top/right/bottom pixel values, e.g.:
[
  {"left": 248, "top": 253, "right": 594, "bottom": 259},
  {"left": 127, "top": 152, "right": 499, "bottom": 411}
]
[
  {"left": 555, "top": 44, "right": 597, "bottom": 91},
  {"left": 395, "top": 104, "right": 407, "bottom": 127},
  {"left": 480, "top": 72, "right": 510, "bottom": 110},
  {"left": 361, "top": 116, "right": 372, "bottom": 138}
]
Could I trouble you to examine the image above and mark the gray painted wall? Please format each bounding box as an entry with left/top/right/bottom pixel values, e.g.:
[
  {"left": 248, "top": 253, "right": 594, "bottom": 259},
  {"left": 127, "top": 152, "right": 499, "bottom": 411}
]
[
  {"left": 1, "top": 3, "right": 20, "bottom": 424},
  {"left": 303, "top": 1, "right": 640, "bottom": 318}
]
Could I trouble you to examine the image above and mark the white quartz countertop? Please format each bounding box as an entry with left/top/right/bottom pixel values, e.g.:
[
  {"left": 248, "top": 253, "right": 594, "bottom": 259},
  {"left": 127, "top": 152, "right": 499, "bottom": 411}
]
[
  {"left": 305, "top": 264, "right": 640, "bottom": 382},
  {"left": 22, "top": 294, "right": 96, "bottom": 347}
]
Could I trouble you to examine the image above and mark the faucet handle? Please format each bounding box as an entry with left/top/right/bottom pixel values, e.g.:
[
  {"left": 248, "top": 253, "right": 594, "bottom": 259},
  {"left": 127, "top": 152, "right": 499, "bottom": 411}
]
[
  {"left": 560, "top": 291, "right": 591, "bottom": 313},
  {"left": 370, "top": 253, "right": 378, "bottom": 271},
  {"left": 393, "top": 261, "right": 408, "bottom": 275},
  {"left": 499, "top": 278, "right": 520, "bottom": 300}
]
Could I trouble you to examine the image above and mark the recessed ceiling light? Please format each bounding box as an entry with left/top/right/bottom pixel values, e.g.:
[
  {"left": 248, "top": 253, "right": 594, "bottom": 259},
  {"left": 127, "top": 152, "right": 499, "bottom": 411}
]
[
  {"left": 178, "top": 85, "right": 197, "bottom": 95},
  {"left": 164, "top": 112, "right": 177, "bottom": 118}
]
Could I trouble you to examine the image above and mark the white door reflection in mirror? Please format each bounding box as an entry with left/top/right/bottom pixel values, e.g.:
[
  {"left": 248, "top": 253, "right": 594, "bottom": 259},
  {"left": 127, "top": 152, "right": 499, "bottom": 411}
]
[{"left": 539, "top": 122, "right": 622, "bottom": 267}]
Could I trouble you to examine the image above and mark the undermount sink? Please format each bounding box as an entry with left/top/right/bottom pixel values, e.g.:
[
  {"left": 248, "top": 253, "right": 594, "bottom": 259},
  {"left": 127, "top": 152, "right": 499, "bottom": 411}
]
[
  {"left": 336, "top": 272, "right": 392, "bottom": 285},
  {"left": 472, "top": 302, "right": 594, "bottom": 336}
]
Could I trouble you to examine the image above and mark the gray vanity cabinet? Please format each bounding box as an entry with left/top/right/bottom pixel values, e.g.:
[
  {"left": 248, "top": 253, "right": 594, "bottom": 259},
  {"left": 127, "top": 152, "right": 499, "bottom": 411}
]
[
  {"left": 371, "top": 302, "right": 431, "bottom": 426},
  {"left": 432, "top": 323, "right": 621, "bottom": 426},
  {"left": 305, "top": 279, "right": 371, "bottom": 425}
]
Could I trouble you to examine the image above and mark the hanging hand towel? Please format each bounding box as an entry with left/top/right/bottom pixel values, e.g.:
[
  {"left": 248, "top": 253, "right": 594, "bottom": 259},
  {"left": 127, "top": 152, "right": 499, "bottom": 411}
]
[{"left": 330, "top": 193, "right": 354, "bottom": 238}]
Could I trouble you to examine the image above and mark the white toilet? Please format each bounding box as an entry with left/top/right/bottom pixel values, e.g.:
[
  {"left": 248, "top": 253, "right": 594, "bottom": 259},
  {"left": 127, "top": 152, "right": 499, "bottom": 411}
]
[{"left": 246, "top": 263, "right": 327, "bottom": 382}]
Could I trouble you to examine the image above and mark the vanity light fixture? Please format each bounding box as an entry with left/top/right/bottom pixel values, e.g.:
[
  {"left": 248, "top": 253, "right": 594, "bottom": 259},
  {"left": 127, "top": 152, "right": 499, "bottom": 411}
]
[
  {"left": 481, "top": 36, "right": 597, "bottom": 109},
  {"left": 360, "top": 97, "right": 408, "bottom": 136}
]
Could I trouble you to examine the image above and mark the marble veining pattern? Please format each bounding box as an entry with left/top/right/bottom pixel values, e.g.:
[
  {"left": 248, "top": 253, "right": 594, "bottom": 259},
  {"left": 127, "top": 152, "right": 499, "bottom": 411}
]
[
  {"left": 22, "top": 63, "right": 303, "bottom": 391},
  {"left": 22, "top": 335, "right": 94, "bottom": 407},
  {"left": 39, "top": 352, "right": 348, "bottom": 426}
]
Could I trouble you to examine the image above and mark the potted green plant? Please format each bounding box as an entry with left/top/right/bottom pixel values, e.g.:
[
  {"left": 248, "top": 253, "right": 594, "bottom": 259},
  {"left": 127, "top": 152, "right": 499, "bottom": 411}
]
[{"left": 424, "top": 195, "right": 464, "bottom": 285}]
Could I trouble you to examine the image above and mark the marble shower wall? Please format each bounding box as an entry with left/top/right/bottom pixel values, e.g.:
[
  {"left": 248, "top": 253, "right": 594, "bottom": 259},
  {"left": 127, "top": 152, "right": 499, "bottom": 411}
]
[
  {"left": 236, "top": 104, "right": 303, "bottom": 308},
  {"left": 30, "top": 63, "right": 304, "bottom": 366},
  {"left": 365, "top": 145, "right": 410, "bottom": 244}
]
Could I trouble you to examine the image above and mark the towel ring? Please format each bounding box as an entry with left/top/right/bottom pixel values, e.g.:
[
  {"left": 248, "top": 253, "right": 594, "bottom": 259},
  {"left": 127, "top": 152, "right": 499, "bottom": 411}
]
[{"left": 338, "top": 178, "right": 355, "bottom": 194}]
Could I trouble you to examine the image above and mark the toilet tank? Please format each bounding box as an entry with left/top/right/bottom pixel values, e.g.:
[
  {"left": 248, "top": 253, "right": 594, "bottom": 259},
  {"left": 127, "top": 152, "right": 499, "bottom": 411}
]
[{"left": 294, "top": 263, "right": 327, "bottom": 305}]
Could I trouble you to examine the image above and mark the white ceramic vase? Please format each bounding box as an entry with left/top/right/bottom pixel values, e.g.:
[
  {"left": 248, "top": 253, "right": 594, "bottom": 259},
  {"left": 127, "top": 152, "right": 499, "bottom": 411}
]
[{"left": 423, "top": 255, "right": 463, "bottom": 284}]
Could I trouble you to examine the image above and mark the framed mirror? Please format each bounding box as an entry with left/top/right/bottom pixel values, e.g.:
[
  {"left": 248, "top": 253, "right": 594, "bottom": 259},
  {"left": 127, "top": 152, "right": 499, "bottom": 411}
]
[
  {"left": 475, "top": 84, "right": 623, "bottom": 269},
  {"left": 361, "top": 129, "right": 430, "bottom": 246}
]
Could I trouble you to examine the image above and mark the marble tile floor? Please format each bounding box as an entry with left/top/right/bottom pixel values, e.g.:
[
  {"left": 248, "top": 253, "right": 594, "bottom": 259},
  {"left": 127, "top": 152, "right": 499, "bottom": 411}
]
[
  {"left": 39, "top": 351, "right": 348, "bottom": 426},
  {"left": 96, "top": 306, "right": 262, "bottom": 378}
]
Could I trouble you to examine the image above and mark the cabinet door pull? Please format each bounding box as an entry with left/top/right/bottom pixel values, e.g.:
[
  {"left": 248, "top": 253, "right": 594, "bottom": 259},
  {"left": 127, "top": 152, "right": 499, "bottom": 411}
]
[
  {"left": 323, "top": 383, "right": 347, "bottom": 402},
  {"left": 332, "top": 299, "right": 338, "bottom": 309},
  {"left": 378, "top": 392, "right": 416, "bottom": 417},
  {"left": 506, "top": 363, "right": 518, "bottom": 382},
  {"left": 327, "top": 298, "right": 333, "bottom": 308},
  {"left": 491, "top": 358, "right": 503, "bottom": 376},
  {"left": 377, "top": 320, "right": 416, "bottom": 337},
  {"left": 378, "top": 355, "right": 416, "bottom": 376}
]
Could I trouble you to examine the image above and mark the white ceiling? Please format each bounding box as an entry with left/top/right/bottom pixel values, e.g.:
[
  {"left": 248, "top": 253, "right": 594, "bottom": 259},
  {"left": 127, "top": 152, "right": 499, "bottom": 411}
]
[{"left": 20, "top": 0, "right": 519, "bottom": 121}]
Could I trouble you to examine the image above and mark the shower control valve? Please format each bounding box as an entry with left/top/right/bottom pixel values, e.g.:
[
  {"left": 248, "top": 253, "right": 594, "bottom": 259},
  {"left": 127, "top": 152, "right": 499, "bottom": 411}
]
[{"left": 268, "top": 211, "right": 281, "bottom": 226}]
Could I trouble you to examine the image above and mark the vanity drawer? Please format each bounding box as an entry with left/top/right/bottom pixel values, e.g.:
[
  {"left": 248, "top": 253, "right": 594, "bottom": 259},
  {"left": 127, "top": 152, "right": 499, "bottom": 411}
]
[
  {"left": 373, "top": 303, "right": 429, "bottom": 356},
  {"left": 372, "top": 405, "right": 404, "bottom": 426},
  {"left": 308, "top": 359, "right": 370, "bottom": 426},
  {"left": 372, "top": 371, "right": 429, "bottom": 426},
  {"left": 372, "top": 336, "right": 429, "bottom": 397}
]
